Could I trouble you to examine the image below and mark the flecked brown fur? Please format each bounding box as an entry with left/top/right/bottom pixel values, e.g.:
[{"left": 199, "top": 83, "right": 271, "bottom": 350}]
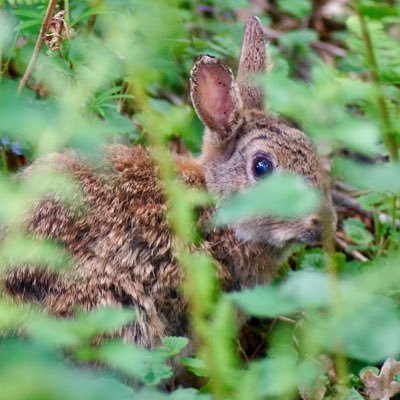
[{"left": 2, "top": 17, "right": 335, "bottom": 350}]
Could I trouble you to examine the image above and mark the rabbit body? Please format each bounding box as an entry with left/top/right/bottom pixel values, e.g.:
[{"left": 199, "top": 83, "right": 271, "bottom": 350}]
[
  {"left": 5, "top": 145, "right": 278, "bottom": 347},
  {"left": 3, "top": 17, "right": 334, "bottom": 349}
]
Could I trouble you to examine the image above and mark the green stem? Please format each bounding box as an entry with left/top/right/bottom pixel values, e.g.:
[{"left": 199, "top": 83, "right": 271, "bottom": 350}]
[
  {"left": 141, "top": 105, "right": 236, "bottom": 398},
  {"left": 389, "top": 195, "right": 397, "bottom": 252},
  {"left": 1, "top": 147, "right": 8, "bottom": 174},
  {"left": 18, "top": 0, "right": 58, "bottom": 94},
  {"left": 86, "top": 0, "right": 104, "bottom": 33},
  {"left": 321, "top": 206, "right": 349, "bottom": 388},
  {"left": 3, "top": 32, "right": 19, "bottom": 79},
  {"left": 64, "top": 0, "right": 70, "bottom": 23},
  {"left": 373, "top": 208, "right": 385, "bottom": 258},
  {"left": 353, "top": 0, "right": 398, "bottom": 161}
]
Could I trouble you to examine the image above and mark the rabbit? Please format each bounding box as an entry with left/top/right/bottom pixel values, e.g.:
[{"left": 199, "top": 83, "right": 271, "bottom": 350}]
[{"left": 2, "top": 17, "right": 335, "bottom": 350}]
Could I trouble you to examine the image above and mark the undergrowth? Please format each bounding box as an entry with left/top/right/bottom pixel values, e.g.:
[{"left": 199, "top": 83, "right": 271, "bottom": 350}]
[{"left": 0, "top": 1, "right": 400, "bottom": 399}]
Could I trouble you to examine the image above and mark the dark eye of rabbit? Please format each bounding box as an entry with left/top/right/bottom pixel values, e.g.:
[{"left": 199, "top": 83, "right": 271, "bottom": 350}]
[{"left": 252, "top": 156, "right": 274, "bottom": 179}]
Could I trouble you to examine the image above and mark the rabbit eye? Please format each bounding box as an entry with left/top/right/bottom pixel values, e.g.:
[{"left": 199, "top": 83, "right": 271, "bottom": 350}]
[{"left": 252, "top": 156, "right": 274, "bottom": 179}]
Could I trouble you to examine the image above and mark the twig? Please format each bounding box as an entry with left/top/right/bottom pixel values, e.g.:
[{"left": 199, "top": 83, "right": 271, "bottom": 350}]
[
  {"left": 277, "top": 316, "right": 296, "bottom": 324},
  {"left": 311, "top": 40, "right": 347, "bottom": 57},
  {"left": 17, "top": 0, "right": 58, "bottom": 95},
  {"left": 335, "top": 235, "right": 369, "bottom": 262},
  {"left": 236, "top": 338, "right": 249, "bottom": 362},
  {"left": 333, "top": 188, "right": 400, "bottom": 229},
  {"left": 332, "top": 189, "right": 371, "bottom": 218},
  {"left": 334, "top": 180, "right": 364, "bottom": 194}
]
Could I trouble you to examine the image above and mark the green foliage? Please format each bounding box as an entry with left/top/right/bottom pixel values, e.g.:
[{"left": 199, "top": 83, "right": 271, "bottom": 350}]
[
  {"left": 214, "top": 173, "right": 320, "bottom": 225},
  {"left": 344, "top": 218, "right": 374, "bottom": 248},
  {"left": 278, "top": 0, "right": 312, "bottom": 20},
  {"left": 0, "top": 0, "right": 400, "bottom": 399},
  {"left": 28, "top": 307, "right": 137, "bottom": 347},
  {"left": 1, "top": 0, "right": 46, "bottom": 6},
  {"left": 334, "top": 158, "right": 400, "bottom": 193}
]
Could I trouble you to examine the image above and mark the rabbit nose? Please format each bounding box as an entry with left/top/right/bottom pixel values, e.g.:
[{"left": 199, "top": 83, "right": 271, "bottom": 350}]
[
  {"left": 310, "top": 217, "right": 320, "bottom": 227},
  {"left": 311, "top": 217, "right": 323, "bottom": 235},
  {"left": 301, "top": 216, "right": 323, "bottom": 244},
  {"left": 305, "top": 214, "right": 337, "bottom": 245}
]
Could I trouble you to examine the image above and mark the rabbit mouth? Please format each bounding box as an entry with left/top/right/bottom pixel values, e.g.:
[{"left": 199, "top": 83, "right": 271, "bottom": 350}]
[{"left": 298, "top": 227, "right": 323, "bottom": 245}]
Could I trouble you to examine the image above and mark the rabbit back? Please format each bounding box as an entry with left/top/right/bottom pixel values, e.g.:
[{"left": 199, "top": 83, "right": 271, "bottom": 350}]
[{"left": 3, "top": 144, "right": 275, "bottom": 347}]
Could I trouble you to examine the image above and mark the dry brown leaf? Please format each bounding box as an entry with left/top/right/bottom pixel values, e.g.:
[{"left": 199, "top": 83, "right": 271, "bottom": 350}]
[
  {"left": 360, "top": 358, "right": 400, "bottom": 400},
  {"left": 45, "top": 10, "right": 71, "bottom": 52}
]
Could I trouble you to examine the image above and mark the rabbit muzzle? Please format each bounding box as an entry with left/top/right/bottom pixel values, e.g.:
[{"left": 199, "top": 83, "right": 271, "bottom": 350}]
[
  {"left": 232, "top": 208, "right": 336, "bottom": 249},
  {"left": 298, "top": 216, "right": 324, "bottom": 245}
]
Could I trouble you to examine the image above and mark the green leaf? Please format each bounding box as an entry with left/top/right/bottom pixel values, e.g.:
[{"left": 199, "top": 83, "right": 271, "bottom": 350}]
[
  {"left": 282, "top": 271, "right": 332, "bottom": 308},
  {"left": 214, "top": 172, "right": 320, "bottom": 225},
  {"left": 348, "top": 388, "right": 365, "bottom": 400},
  {"left": 170, "top": 388, "right": 212, "bottom": 400},
  {"left": 181, "top": 357, "right": 209, "bottom": 377},
  {"left": 335, "top": 297, "right": 400, "bottom": 362},
  {"left": 357, "top": 192, "right": 385, "bottom": 211},
  {"left": 333, "top": 159, "right": 400, "bottom": 194},
  {"left": 160, "top": 336, "right": 189, "bottom": 357},
  {"left": 0, "top": 301, "right": 36, "bottom": 331},
  {"left": 14, "top": 19, "right": 42, "bottom": 32},
  {"left": 225, "top": 0, "right": 248, "bottom": 8},
  {"left": 230, "top": 271, "right": 334, "bottom": 318},
  {"left": 359, "top": 3, "right": 399, "bottom": 19},
  {"left": 281, "top": 29, "right": 317, "bottom": 48},
  {"left": 344, "top": 218, "right": 374, "bottom": 247},
  {"left": 252, "top": 353, "right": 298, "bottom": 397},
  {"left": 12, "top": 9, "right": 43, "bottom": 18},
  {"left": 278, "top": 0, "right": 312, "bottom": 19},
  {"left": 28, "top": 307, "right": 136, "bottom": 347},
  {"left": 301, "top": 249, "right": 325, "bottom": 270},
  {"left": 95, "top": 341, "right": 172, "bottom": 385},
  {"left": 0, "top": 339, "right": 134, "bottom": 400},
  {"left": 228, "top": 285, "right": 298, "bottom": 317}
]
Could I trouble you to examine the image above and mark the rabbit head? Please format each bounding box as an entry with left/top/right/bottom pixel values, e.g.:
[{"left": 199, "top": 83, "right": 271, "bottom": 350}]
[{"left": 190, "top": 17, "right": 335, "bottom": 249}]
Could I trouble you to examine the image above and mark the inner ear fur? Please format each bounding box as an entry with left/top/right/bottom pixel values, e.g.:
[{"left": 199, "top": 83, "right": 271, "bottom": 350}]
[
  {"left": 190, "top": 55, "right": 242, "bottom": 142},
  {"left": 237, "top": 16, "right": 268, "bottom": 110}
]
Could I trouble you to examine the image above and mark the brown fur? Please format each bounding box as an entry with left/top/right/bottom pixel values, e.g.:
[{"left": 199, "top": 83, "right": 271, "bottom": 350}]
[
  {"left": 2, "top": 17, "right": 335, "bottom": 349},
  {"left": 237, "top": 16, "right": 267, "bottom": 109}
]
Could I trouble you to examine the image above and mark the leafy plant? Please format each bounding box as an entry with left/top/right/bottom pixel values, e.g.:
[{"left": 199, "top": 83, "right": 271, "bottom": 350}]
[{"left": 0, "top": 0, "right": 400, "bottom": 399}]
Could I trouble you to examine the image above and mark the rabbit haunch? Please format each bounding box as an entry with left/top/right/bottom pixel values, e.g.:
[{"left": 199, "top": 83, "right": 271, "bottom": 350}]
[
  {"left": 4, "top": 145, "right": 278, "bottom": 347},
  {"left": 2, "top": 17, "right": 334, "bottom": 348}
]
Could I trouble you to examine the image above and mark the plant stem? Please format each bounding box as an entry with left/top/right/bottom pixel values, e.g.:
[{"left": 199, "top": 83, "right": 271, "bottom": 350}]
[
  {"left": 322, "top": 206, "right": 350, "bottom": 388},
  {"left": 3, "top": 32, "right": 19, "bottom": 80},
  {"left": 389, "top": 195, "right": 397, "bottom": 252},
  {"left": 353, "top": 0, "right": 398, "bottom": 161},
  {"left": 86, "top": 0, "right": 104, "bottom": 33},
  {"left": 17, "top": 0, "right": 58, "bottom": 95},
  {"left": 64, "top": 0, "right": 69, "bottom": 23},
  {"left": 1, "top": 147, "right": 8, "bottom": 174},
  {"left": 373, "top": 209, "right": 382, "bottom": 257}
]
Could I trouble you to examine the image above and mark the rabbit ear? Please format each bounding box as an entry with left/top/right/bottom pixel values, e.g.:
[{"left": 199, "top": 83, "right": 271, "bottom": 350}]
[
  {"left": 190, "top": 55, "right": 242, "bottom": 141},
  {"left": 237, "top": 16, "right": 267, "bottom": 110}
]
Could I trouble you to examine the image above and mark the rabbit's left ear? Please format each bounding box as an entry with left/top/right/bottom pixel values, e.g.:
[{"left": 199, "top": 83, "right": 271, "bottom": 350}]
[
  {"left": 190, "top": 55, "right": 242, "bottom": 142},
  {"left": 237, "top": 16, "right": 268, "bottom": 110}
]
